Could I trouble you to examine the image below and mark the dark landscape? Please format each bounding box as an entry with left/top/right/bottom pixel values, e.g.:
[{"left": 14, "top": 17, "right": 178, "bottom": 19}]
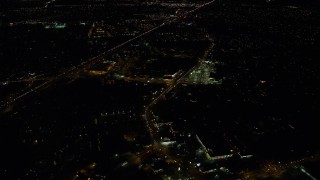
[{"left": 1, "top": 0, "right": 320, "bottom": 179}]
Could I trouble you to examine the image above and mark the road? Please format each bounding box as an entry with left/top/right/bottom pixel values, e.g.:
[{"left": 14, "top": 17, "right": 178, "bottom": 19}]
[
  {"left": 143, "top": 41, "right": 215, "bottom": 142},
  {"left": 0, "top": 0, "right": 217, "bottom": 109}
]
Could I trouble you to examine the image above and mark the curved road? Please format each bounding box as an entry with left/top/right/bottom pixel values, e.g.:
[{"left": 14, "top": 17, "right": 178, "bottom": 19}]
[{"left": 143, "top": 41, "right": 215, "bottom": 142}]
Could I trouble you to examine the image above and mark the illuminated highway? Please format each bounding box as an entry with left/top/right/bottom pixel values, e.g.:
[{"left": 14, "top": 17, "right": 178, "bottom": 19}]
[
  {"left": 0, "top": 0, "right": 217, "bottom": 109},
  {"left": 143, "top": 41, "right": 215, "bottom": 142}
]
